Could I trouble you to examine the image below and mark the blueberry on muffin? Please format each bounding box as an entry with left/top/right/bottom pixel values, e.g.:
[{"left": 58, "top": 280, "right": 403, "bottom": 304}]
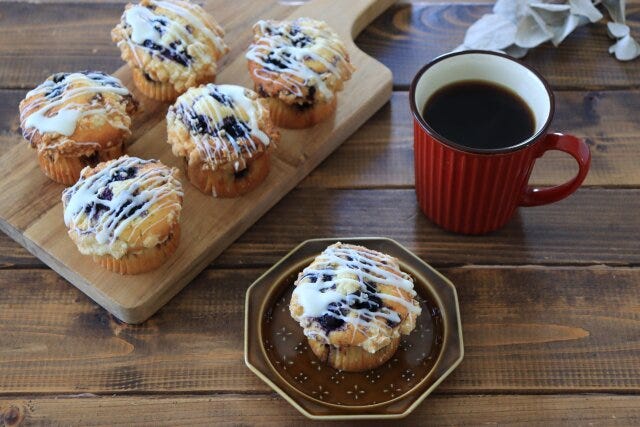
[
  {"left": 112, "top": 0, "right": 229, "bottom": 101},
  {"left": 62, "top": 155, "right": 183, "bottom": 275},
  {"left": 19, "top": 71, "right": 137, "bottom": 185},
  {"left": 246, "top": 18, "right": 354, "bottom": 128},
  {"left": 166, "top": 84, "right": 279, "bottom": 197},
  {"left": 289, "top": 242, "right": 422, "bottom": 371}
]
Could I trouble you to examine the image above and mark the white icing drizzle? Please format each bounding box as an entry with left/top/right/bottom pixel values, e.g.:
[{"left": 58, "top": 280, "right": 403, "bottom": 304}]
[
  {"left": 125, "top": 5, "right": 162, "bottom": 45},
  {"left": 292, "top": 243, "right": 421, "bottom": 345},
  {"left": 246, "top": 18, "right": 353, "bottom": 101},
  {"left": 118, "top": 0, "right": 226, "bottom": 70},
  {"left": 20, "top": 72, "right": 131, "bottom": 144},
  {"left": 168, "top": 84, "right": 271, "bottom": 171},
  {"left": 62, "top": 156, "right": 183, "bottom": 254},
  {"left": 153, "top": 0, "right": 225, "bottom": 51}
]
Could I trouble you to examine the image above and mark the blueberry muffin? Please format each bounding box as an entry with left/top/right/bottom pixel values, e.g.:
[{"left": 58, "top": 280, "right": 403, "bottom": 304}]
[
  {"left": 246, "top": 18, "right": 354, "bottom": 128},
  {"left": 19, "top": 71, "right": 137, "bottom": 185},
  {"left": 112, "top": 0, "right": 229, "bottom": 101},
  {"left": 62, "top": 156, "right": 183, "bottom": 275},
  {"left": 166, "top": 84, "right": 279, "bottom": 197},
  {"left": 289, "top": 243, "right": 422, "bottom": 372}
]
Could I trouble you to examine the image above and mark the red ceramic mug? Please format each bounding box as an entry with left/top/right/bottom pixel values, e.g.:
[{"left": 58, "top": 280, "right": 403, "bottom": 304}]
[{"left": 410, "top": 50, "right": 591, "bottom": 234}]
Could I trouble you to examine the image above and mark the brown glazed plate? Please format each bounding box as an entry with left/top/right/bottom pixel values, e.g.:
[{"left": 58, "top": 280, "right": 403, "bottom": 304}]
[{"left": 244, "top": 237, "right": 464, "bottom": 420}]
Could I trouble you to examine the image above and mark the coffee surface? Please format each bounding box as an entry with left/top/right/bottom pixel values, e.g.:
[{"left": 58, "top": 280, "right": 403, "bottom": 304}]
[{"left": 421, "top": 80, "right": 535, "bottom": 150}]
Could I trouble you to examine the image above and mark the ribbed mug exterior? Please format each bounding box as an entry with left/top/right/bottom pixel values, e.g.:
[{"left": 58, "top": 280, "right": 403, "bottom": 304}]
[
  {"left": 410, "top": 51, "right": 591, "bottom": 235},
  {"left": 413, "top": 122, "right": 538, "bottom": 234}
]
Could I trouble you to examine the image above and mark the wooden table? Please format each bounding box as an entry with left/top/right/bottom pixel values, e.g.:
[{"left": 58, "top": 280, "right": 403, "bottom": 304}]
[{"left": 1, "top": 1, "right": 639, "bottom": 425}]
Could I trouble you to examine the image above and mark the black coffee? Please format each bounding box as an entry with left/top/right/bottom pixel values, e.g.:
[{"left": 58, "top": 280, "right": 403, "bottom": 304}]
[{"left": 421, "top": 80, "right": 535, "bottom": 150}]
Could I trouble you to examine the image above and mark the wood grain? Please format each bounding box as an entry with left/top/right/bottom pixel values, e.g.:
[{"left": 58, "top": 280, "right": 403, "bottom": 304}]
[
  {"left": 217, "top": 188, "right": 640, "bottom": 268},
  {"left": 305, "top": 90, "right": 640, "bottom": 188},
  {"left": 1, "top": 3, "right": 639, "bottom": 90},
  {"left": 2, "top": 266, "right": 640, "bottom": 394},
  {"left": 0, "top": 0, "right": 397, "bottom": 323},
  {"left": 0, "top": 1, "right": 295, "bottom": 89},
  {"left": 2, "top": 394, "right": 640, "bottom": 426},
  {"left": 4, "top": 89, "right": 640, "bottom": 188},
  {"left": 357, "top": 3, "right": 640, "bottom": 89},
  {"left": 0, "top": 187, "right": 637, "bottom": 269},
  {"left": 0, "top": 1, "right": 639, "bottom": 423}
]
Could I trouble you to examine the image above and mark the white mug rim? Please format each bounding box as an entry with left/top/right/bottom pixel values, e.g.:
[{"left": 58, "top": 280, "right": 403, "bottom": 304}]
[{"left": 409, "top": 50, "right": 555, "bottom": 155}]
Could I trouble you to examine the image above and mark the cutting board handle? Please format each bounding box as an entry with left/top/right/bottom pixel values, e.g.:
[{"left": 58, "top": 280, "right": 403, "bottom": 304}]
[
  {"left": 291, "top": 0, "right": 398, "bottom": 40},
  {"left": 0, "top": 0, "right": 399, "bottom": 324}
]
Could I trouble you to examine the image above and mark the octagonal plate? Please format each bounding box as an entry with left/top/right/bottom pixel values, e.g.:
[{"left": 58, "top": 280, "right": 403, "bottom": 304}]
[{"left": 244, "top": 237, "right": 463, "bottom": 420}]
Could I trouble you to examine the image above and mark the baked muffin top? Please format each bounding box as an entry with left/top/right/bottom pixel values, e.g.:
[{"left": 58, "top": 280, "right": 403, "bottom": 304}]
[
  {"left": 289, "top": 243, "right": 422, "bottom": 354},
  {"left": 62, "top": 156, "right": 183, "bottom": 259},
  {"left": 111, "top": 0, "right": 228, "bottom": 92},
  {"left": 246, "top": 18, "right": 354, "bottom": 106},
  {"left": 19, "top": 71, "right": 136, "bottom": 156},
  {"left": 166, "top": 84, "right": 279, "bottom": 171}
]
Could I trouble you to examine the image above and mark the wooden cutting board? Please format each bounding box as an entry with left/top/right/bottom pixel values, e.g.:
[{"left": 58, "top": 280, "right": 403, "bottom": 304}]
[{"left": 0, "top": 0, "right": 396, "bottom": 323}]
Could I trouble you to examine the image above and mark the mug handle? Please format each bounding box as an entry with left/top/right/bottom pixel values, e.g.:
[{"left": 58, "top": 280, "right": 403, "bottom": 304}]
[{"left": 520, "top": 133, "right": 591, "bottom": 207}]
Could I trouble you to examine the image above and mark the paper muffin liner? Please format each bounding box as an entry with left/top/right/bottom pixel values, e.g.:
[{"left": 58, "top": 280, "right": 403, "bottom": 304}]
[
  {"left": 261, "top": 96, "right": 337, "bottom": 129},
  {"left": 93, "top": 224, "right": 181, "bottom": 275},
  {"left": 132, "top": 68, "right": 181, "bottom": 102},
  {"left": 37, "top": 143, "right": 125, "bottom": 185},
  {"left": 184, "top": 150, "right": 271, "bottom": 198},
  {"left": 308, "top": 336, "right": 401, "bottom": 372},
  {"left": 133, "top": 69, "right": 217, "bottom": 102}
]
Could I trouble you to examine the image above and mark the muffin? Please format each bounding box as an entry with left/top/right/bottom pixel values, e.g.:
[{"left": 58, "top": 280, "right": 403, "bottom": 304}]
[
  {"left": 166, "top": 84, "right": 279, "bottom": 197},
  {"left": 62, "top": 156, "right": 183, "bottom": 275},
  {"left": 289, "top": 243, "right": 422, "bottom": 372},
  {"left": 19, "top": 71, "right": 137, "bottom": 185},
  {"left": 111, "top": 0, "right": 229, "bottom": 101},
  {"left": 246, "top": 18, "right": 355, "bottom": 128}
]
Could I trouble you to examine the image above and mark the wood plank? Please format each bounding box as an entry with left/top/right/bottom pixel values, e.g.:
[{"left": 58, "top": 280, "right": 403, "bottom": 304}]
[
  {"left": 0, "top": 1, "right": 295, "bottom": 89},
  {"left": 2, "top": 394, "right": 640, "bottom": 425},
  {"left": 4, "top": 89, "right": 640, "bottom": 188},
  {"left": 0, "top": 233, "right": 33, "bottom": 268},
  {"left": 0, "top": 187, "right": 638, "bottom": 269},
  {"left": 303, "top": 90, "right": 640, "bottom": 188},
  {"left": 1, "top": 3, "right": 639, "bottom": 90},
  {"left": 1, "top": 90, "right": 177, "bottom": 165},
  {"left": 356, "top": 3, "right": 640, "bottom": 89},
  {"left": 0, "top": 0, "right": 397, "bottom": 324},
  {"left": 0, "top": 2, "right": 123, "bottom": 88},
  {"left": 217, "top": 188, "right": 640, "bottom": 267},
  {"left": 2, "top": 267, "right": 640, "bottom": 394}
]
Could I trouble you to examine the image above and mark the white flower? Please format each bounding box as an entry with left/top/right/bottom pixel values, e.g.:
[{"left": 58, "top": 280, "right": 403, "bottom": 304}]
[{"left": 454, "top": 0, "right": 637, "bottom": 62}]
